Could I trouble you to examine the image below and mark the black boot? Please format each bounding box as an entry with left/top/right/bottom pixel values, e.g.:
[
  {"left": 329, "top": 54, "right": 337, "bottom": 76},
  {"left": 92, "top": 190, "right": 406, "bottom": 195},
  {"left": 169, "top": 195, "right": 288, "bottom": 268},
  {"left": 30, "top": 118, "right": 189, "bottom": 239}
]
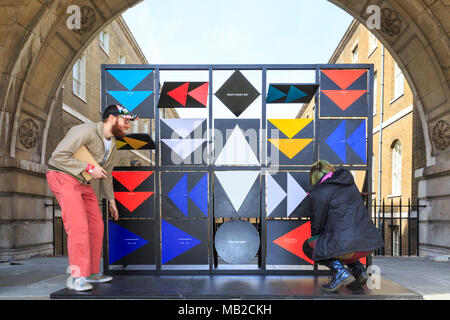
[
  {"left": 321, "top": 259, "right": 356, "bottom": 292},
  {"left": 346, "top": 261, "right": 369, "bottom": 288}
]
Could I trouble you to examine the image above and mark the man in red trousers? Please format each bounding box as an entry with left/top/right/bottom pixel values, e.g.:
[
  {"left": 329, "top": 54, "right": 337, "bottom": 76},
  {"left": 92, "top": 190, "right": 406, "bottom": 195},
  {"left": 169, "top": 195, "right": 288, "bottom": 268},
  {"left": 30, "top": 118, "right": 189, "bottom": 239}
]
[{"left": 47, "top": 104, "right": 137, "bottom": 291}]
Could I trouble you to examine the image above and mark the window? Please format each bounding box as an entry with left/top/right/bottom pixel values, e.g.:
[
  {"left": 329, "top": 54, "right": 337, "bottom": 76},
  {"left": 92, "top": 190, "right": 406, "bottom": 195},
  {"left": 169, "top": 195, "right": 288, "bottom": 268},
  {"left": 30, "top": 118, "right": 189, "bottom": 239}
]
[
  {"left": 394, "top": 62, "right": 404, "bottom": 99},
  {"left": 392, "top": 227, "right": 400, "bottom": 256},
  {"left": 118, "top": 54, "right": 126, "bottom": 64},
  {"left": 369, "top": 32, "right": 377, "bottom": 54},
  {"left": 373, "top": 72, "right": 377, "bottom": 115},
  {"left": 352, "top": 44, "right": 359, "bottom": 63},
  {"left": 391, "top": 140, "right": 402, "bottom": 195},
  {"left": 372, "top": 155, "right": 376, "bottom": 194},
  {"left": 73, "top": 53, "right": 86, "bottom": 100},
  {"left": 99, "top": 31, "right": 110, "bottom": 55}
]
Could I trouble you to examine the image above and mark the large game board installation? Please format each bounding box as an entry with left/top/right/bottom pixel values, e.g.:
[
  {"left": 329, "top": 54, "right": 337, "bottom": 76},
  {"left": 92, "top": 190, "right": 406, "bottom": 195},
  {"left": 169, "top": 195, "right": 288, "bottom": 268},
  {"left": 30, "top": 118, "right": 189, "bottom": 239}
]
[{"left": 101, "top": 64, "right": 373, "bottom": 274}]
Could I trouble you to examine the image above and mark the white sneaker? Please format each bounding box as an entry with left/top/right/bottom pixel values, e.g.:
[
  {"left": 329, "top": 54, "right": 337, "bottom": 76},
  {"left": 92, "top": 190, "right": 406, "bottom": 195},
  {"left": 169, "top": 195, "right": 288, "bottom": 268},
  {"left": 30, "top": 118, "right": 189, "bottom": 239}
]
[
  {"left": 86, "top": 273, "right": 113, "bottom": 283},
  {"left": 66, "top": 276, "right": 93, "bottom": 291}
]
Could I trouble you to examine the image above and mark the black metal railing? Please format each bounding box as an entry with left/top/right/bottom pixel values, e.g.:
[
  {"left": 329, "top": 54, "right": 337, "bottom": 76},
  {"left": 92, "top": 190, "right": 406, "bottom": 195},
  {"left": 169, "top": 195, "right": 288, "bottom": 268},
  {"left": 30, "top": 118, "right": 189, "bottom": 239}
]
[
  {"left": 370, "top": 198, "right": 425, "bottom": 256},
  {"left": 45, "top": 199, "right": 66, "bottom": 256}
]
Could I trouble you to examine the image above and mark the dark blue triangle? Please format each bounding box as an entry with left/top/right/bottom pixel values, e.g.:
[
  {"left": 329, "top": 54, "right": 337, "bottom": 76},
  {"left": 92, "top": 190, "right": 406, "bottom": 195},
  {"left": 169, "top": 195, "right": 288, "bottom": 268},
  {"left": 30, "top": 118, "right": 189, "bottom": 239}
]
[
  {"left": 285, "top": 86, "right": 307, "bottom": 103},
  {"left": 161, "top": 220, "right": 201, "bottom": 264},
  {"left": 107, "top": 69, "right": 153, "bottom": 91},
  {"left": 326, "top": 120, "right": 346, "bottom": 162},
  {"left": 168, "top": 173, "right": 188, "bottom": 217},
  {"left": 267, "top": 85, "right": 287, "bottom": 103},
  {"left": 188, "top": 173, "right": 208, "bottom": 216},
  {"left": 108, "top": 221, "right": 149, "bottom": 264},
  {"left": 347, "top": 120, "right": 366, "bottom": 163}
]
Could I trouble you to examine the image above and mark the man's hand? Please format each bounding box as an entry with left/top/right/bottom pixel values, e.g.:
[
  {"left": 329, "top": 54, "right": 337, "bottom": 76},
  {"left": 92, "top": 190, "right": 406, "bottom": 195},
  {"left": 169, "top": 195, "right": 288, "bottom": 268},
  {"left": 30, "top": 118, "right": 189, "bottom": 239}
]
[
  {"left": 108, "top": 199, "right": 119, "bottom": 221},
  {"left": 91, "top": 166, "right": 108, "bottom": 179}
]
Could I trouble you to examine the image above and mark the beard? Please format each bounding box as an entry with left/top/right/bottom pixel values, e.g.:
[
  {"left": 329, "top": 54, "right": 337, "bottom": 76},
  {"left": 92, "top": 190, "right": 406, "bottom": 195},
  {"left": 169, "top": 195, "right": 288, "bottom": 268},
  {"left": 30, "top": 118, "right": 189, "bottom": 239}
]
[{"left": 111, "top": 120, "right": 127, "bottom": 138}]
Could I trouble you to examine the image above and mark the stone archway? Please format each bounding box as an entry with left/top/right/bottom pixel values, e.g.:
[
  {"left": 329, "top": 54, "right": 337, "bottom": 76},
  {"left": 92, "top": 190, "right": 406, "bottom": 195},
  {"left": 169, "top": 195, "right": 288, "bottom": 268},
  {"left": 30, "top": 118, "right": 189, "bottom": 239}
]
[{"left": 0, "top": 0, "right": 448, "bottom": 259}]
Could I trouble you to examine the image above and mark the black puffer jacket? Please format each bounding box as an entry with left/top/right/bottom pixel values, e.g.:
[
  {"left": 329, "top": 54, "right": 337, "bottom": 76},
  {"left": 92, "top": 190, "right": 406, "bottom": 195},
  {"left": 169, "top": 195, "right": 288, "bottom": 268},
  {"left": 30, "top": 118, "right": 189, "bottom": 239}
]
[{"left": 309, "top": 168, "right": 384, "bottom": 261}]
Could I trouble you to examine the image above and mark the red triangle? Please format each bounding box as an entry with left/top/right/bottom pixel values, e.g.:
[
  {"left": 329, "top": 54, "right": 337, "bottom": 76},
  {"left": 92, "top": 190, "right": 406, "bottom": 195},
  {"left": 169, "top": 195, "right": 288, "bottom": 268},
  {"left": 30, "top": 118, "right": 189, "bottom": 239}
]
[
  {"left": 114, "top": 191, "right": 154, "bottom": 212},
  {"left": 273, "top": 221, "right": 314, "bottom": 265},
  {"left": 321, "top": 90, "right": 366, "bottom": 111},
  {"left": 188, "top": 82, "right": 208, "bottom": 107},
  {"left": 112, "top": 171, "right": 153, "bottom": 191},
  {"left": 322, "top": 69, "right": 366, "bottom": 90},
  {"left": 360, "top": 257, "right": 367, "bottom": 265},
  {"left": 167, "top": 82, "right": 189, "bottom": 106}
]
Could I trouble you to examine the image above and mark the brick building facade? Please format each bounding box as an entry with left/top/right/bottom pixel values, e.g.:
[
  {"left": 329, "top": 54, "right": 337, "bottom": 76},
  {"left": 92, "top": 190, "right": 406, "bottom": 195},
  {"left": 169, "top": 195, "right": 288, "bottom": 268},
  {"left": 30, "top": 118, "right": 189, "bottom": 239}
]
[{"left": 298, "top": 20, "right": 427, "bottom": 256}]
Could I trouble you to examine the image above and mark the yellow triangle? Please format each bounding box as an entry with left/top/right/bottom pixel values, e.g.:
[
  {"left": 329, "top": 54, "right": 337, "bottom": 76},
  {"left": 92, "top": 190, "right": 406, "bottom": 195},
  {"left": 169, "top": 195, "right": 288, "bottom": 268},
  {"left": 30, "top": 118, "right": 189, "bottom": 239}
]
[
  {"left": 268, "top": 139, "right": 313, "bottom": 159},
  {"left": 123, "top": 137, "right": 148, "bottom": 150},
  {"left": 268, "top": 119, "right": 312, "bottom": 139},
  {"left": 116, "top": 140, "right": 128, "bottom": 149}
]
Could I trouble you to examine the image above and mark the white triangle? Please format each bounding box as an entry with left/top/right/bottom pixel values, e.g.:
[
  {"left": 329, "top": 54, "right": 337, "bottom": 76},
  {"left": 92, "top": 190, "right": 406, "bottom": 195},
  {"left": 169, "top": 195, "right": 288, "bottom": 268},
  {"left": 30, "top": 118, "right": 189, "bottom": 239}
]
[
  {"left": 162, "top": 139, "right": 205, "bottom": 160},
  {"left": 215, "top": 171, "right": 259, "bottom": 212},
  {"left": 214, "top": 125, "right": 259, "bottom": 165},
  {"left": 161, "top": 118, "right": 205, "bottom": 139},
  {"left": 287, "top": 173, "right": 307, "bottom": 216},
  {"left": 266, "top": 174, "right": 287, "bottom": 216}
]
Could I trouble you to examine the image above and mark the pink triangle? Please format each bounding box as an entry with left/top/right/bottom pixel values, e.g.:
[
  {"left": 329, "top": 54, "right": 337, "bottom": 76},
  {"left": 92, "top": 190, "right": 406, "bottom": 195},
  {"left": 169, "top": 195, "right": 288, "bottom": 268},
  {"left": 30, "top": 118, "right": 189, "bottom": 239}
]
[
  {"left": 167, "top": 82, "right": 189, "bottom": 106},
  {"left": 322, "top": 69, "right": 367, "bottom": 90},
  {"left": 188, "top": 82, "right": 208, "bottom": 107},
  {"left": 112, "top": 171, "right": 153, "bottom": 192}
]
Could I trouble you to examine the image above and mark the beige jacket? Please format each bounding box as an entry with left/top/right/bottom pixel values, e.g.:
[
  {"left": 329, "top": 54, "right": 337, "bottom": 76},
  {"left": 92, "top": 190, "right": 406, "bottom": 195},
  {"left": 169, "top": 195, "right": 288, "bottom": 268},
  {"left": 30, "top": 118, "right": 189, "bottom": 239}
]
[{"left": 48, "top": 121, "right": 117, "bottom": 200}]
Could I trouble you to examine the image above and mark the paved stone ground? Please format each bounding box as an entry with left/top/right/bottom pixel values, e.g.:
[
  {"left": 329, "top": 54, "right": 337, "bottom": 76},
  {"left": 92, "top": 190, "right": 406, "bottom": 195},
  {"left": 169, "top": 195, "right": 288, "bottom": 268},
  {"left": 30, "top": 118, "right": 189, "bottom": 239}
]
[{"left": 0, "top": 256, "right": 448, "bottom": 299}]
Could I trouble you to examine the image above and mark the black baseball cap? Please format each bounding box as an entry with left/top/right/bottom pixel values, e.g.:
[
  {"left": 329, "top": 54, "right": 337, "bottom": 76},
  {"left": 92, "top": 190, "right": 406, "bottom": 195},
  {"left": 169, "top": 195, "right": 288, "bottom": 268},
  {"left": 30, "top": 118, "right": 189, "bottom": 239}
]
[{"left": 102, "top": 104, "right": 139, "bottom": 121}]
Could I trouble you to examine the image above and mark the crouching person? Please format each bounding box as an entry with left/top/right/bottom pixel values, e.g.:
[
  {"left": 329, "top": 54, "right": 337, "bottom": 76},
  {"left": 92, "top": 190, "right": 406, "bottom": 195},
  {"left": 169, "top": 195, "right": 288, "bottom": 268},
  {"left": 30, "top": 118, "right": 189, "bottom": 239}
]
[{"left": 303, "top": 160, "right": 384, "bottom": 292}]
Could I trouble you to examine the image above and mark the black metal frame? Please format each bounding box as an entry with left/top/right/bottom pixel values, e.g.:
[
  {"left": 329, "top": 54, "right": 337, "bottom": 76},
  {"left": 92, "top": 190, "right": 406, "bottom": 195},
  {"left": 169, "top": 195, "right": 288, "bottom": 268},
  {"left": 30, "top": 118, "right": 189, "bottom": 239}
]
[{"left": 101, "top": 64, "right": 374, "bottom": 275}]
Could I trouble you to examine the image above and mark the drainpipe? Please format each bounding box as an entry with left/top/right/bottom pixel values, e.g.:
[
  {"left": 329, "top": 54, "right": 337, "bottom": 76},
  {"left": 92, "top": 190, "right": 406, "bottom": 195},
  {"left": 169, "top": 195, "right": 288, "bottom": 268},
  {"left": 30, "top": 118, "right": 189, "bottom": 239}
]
[{"left": 377, "top": 44, "right": 385, "bottom": 228}]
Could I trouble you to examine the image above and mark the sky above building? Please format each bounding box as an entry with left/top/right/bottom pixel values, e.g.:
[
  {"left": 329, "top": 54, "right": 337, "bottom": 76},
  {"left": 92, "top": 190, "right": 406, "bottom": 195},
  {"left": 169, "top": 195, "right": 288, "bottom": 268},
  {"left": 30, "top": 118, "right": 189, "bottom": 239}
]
[{"left": 122, "top": 0, "right": 354, "bottom": 118}]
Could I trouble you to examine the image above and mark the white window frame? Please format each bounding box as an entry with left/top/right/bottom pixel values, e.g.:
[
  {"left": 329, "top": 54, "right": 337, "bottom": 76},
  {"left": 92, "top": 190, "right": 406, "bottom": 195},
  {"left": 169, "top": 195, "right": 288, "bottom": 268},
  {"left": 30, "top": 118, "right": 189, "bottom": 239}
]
[
  {"left": 118, "top": 53, "right": 126, "bottom": 64},
  {"left": 368, "top": 32, "right": 378, "bottom": 57},
  {"left": 393, "top": 228, "right": 400, "bottom": 256},
  {"left": 72, "top": 53, "right": 86, "bottom": 101},
  {"left": 373, "top": 72, "right": 377, "bottom": 115},
  {"left": 99, "top": 31, "right": 110, "bottom": 56},
  {"left": 391, "top": 140, "right": 402, "bottom": 196},
  {"left": 393, "top": 62, "right": 404, "bottom": 102},
  {"left": 351, "top": 43, "right": 359, "bottom": 63}
]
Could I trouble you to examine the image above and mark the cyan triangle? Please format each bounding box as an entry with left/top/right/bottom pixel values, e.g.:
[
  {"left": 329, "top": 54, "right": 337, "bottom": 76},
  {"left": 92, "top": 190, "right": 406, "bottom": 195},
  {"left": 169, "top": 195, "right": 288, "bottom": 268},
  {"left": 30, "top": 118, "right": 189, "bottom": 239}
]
[
  {"left": 188, "top": 173, "right": 208, "bottom": 217},
  {"left": 108, "top": 91, "right": 152, "bottom": 111},
  {"left": 107, "top": 69, "right": 153, "bottom": 91},
  {"left": 161, "top": 220, "right": 201, "bottom": 264},
  {"left": 267, "top": 85, "right": 287, "bottom": 103},
  {"left": 168, "top": 173, "right": 188, "bottom": 217},
  {"left": 326, "top": 120, "right": 346, "bottom": 162},
  {"left": 108, "top": 221, "right": 149, "bottom": 264},
  {"left": 347, "top": 120, "right": 366, "bottom": 163},
  {"left": 285, "top": 86, "right": 307, "bottom": 103}
]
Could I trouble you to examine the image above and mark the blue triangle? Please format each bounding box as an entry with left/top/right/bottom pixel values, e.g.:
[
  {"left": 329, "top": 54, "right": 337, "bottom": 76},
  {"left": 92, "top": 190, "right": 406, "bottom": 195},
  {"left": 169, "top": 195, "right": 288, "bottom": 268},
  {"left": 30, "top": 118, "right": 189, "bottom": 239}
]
[
  {"left": 108, "top": 91, "right": 152, "bottom": 111},
  {"left": 168, "top": 173, "right": 188, "bottom": 217},
  {"left": 347, "top": 120, "right": 366, "bottom": 163},
  {"left": 108, "top": 221, "right": 149, "bottom": 264},
  {"left": 326, "top": 120, "right": 347, "bottom": 162},
  {"left": 267, "top": 85, "right": 287, "bottom": 103},
  {"left": 161, "top": 220, "right": 201, "bottom": 264},
  {"left": 107, "top": 69, "right": 153, "bottom": 91},
  {"left": 285, "top": 86, "right": 307, "bottom": 103},
  {"left": 188, "top": 173, "right": 208, "bottom": 216}
]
